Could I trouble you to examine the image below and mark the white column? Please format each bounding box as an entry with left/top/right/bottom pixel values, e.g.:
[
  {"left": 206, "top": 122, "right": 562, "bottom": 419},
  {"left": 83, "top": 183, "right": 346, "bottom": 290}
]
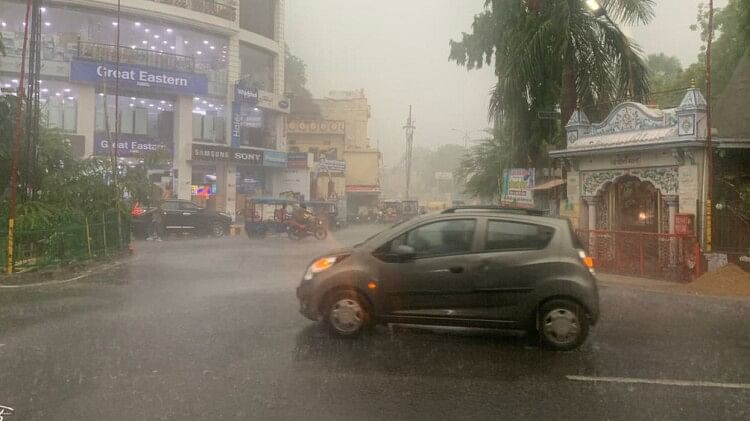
[
  {"left": 584, "top": 196, "right": 599, "bottom": 258},
  {"left": 76, "top": 84, "right": 96, "bottom": 158},
  {"left": 666, "top": 196, "right": 679, "bottom": 234},
  {"left": 174, "top": 95, "right": 193, "bottom": 200},
  {"left": 223, "top": 164, "right": 237, "bottom": 221}
]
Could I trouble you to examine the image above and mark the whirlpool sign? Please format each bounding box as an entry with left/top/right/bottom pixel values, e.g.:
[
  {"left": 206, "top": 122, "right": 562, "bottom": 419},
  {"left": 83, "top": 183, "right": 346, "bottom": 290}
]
[{"left": 70, "top": 58, "right": 208, "bottom": 95}]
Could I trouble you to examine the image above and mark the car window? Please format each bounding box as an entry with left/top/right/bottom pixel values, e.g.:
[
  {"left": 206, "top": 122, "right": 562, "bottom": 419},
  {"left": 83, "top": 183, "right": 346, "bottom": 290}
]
[
  {"left": 484, "top": 220, "right": 554, "bottom": 251},
  {"left": 180, "top": 202, "right": 200, "bottom": 211},
  {"left": 391, "top": 219, "right": 476, "bottom": 257},
  {"left": 162, "top": 201, "right": 179, "bottom": 211}
]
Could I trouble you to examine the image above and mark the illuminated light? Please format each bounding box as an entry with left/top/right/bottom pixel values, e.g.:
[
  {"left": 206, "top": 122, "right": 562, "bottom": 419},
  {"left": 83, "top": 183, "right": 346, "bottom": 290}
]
[
  {"left": 149, "top": 104, "right": 154, "bottom": 107},
  {"left": 163, "top": 40, "right": 168, "bottom": 45},
  {"left": 194, "top": 97, "right": 200, "bottom": 101},
  {"left": 129, "top": 103, "right": 134, "bottom": 107},
  {"left": 144, "top": 28, "right": 150, "bottom": 33},
  {"left": 12, "top": 79, "right": 19, "bottom": 84},
  {"left": 202, "top": 100, "right": 207, "bottom": 104},
  {"left": 44, "top": 22, "right": 51, "bottom": 27},
  {"left": 170, "top": 46, "right": 175, "bottom": 50},
  {"left": 131, "top": 45, "right": 137, "bottom": 49},
  {"left": 638, "top": 211, "right": 647, "bottom": 221},
  {"left": 67, "top": 96, "right": 74, "bottom": 100},
  {"left": 150, "top": 46, "right": 156, "bottom": 50},
  {"left": 98, "top": 93, "right": 104, "bottom": 96},
  {"left": 154, "top": 34, "right": 160, "bottom": 39},
  {"left": 209, "top": 45, "right": 215, "bottom": 50},
  {"left": 367, "top": 281, "right": 377, "bottom": 290},
  {"left": 112, "top": 22, "right": 118, "bottom": 26},
  {"left": 208, "top": 104, "right": 214, "bottom": 108},
  {"left": 1, "top": 22, "right": 6, "bottom": 28},
  {"left": 203, "top": 40, "right": 209, "bottom": 44},
  {"left": 157, "top": 107, "right": 163, "bottom": 111},
  {"left": 140, "top": 100, "right": 145, "bottom": 104},
  {"left": 585, "top": 0, "right": 602, "bottom": 12},
  {"left": 160, "top": 100, "right": 166, "bottom": 104},
  {"left": 578, "top": 250, "right": 595, "bottom": 269},
  {"left": 134, "top": 22, "right": 141, "bottom": 26},
  {"left": 55, "top": 92, "right": 61, "bottom": 96},
  {"left": 130, "top": 97, "right": 136, "bottom": 100},
  {"left": 310, "top": 257, "right": 337, "bottom": 273},
  {"left": 142, "top": 40, "right": 147, "bottom": 45},
  {"left": 40, "top": 7, "right": 46, "bottom": 12},
  {"left": 63, "top": 88, "right": 71, "bottom": 93},
  {"left": 166, "top": 28, "right": 173, "bottom": 33},
  {"left": 184, "top": 40, "right": 189, "bottom": 44},
  {"left": 40, "top": 88, "right": 48, "bottom": 92},
  {"left": 196, "top": 50, "right": 202, "bottom": 55}
]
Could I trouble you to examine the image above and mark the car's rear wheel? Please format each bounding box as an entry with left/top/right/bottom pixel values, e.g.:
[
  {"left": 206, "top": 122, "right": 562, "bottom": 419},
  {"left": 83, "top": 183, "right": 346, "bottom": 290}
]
[
  {"left": 538, "top": 299, "right": 589, "bottom": 351},
  {"left": 325, "top": 290, "right": 370, "bottom": 337},
  {"left": 210, "top": 222, "right": 226, "bottom": 237}
]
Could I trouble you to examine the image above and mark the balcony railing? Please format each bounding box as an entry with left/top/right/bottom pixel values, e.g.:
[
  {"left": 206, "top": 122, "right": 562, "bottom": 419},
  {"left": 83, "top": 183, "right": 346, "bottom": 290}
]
[
  {"left": 77, "top": 42, "right": 196, "bottom": 73},
  {"left": 147, "top": 0, "right": 237, "bottom": 22}
]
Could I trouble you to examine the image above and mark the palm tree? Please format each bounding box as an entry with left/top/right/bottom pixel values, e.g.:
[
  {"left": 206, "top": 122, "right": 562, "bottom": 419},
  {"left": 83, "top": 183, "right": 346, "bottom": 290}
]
[{"left": 450, "top": 0, "right": 654, "bottom": 151}]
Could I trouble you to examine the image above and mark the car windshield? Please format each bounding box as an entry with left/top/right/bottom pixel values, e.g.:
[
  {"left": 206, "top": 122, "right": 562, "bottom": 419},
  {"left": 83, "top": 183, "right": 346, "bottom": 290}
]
[{"left": 2, "top": 0, "right": 749, "bottom": 419}]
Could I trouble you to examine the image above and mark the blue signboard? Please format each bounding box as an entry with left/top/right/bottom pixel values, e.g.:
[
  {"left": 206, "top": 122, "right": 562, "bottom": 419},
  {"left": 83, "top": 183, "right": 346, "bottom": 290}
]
[
  {"left": 93, "top": 134, "right": 170, "bottom": 157},
  {"left": 263, "top": 150, "right": 288, "bottom": 168},
  {"left": 231, "top": 101, "right": 241, "bottom": 147},
  {"left": 70, "top": 58, "right": 208, "bottom": 95}
]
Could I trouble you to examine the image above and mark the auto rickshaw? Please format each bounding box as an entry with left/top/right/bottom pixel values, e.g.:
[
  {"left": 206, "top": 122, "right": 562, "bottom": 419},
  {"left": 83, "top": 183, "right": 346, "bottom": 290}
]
[
  {"left": 303, "top": 201, "right": 341, "bottom": 230},
  {"left": 243, "top": 197, "right": 298, "bottom": 238}
]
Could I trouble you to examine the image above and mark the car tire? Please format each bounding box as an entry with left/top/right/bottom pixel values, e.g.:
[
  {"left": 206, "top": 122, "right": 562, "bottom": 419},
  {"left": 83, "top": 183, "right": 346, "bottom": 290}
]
[
  {"left": 324, "top": 290, "right": 371, "bottom": 338},
  {"left": 210, "top": 222, "right": 226, "bottom": 238},
  {"left": 538, "top": 299, "right": 589, "bottom": 351}
]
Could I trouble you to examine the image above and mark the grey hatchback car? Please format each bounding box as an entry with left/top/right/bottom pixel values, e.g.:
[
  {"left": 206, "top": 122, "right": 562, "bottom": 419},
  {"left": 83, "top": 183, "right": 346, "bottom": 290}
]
[{"left": 296, "top": 207, "right": 600, "bottom": 350}]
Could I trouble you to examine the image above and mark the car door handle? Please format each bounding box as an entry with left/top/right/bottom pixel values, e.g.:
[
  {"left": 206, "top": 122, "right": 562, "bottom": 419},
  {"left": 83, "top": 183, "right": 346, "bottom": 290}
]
[{"left": 449, "top": 266, "right": 464, "bottom": 274}]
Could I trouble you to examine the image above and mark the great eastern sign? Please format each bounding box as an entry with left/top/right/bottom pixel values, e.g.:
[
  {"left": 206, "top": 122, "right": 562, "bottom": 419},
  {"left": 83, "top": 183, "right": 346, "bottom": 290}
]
[{"left": 70, "top": 58, "right": 208, "bottom": 95}]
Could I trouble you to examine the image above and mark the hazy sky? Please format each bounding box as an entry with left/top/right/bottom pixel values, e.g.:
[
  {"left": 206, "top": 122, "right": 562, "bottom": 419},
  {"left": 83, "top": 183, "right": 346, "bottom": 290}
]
[{"left": 287, "top": 0, "right": 725, "bottom": 166}]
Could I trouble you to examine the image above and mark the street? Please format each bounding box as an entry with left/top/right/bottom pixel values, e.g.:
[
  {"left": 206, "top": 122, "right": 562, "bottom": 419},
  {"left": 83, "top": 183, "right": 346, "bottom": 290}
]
[{"left": 1, "top": 225, "right": 749, "bottom": 420}]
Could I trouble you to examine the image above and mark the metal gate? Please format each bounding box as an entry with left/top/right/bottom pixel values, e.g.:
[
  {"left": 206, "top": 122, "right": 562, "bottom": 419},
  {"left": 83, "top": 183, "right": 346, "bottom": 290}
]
[{"left": 576, "top": 229, "right": 700, "bottom": 282}]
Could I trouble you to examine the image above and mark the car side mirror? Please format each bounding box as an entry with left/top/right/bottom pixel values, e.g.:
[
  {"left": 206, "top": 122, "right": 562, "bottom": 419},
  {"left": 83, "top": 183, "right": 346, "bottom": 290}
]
[{"left": 392, "top": 245, "right": 416, "bottom": 260}]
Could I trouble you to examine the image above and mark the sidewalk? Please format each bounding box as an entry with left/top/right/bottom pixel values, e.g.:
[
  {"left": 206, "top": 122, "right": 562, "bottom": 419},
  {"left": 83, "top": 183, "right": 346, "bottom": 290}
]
[{"left": 597, "top": 271, "right": 750, "bottom": 300}]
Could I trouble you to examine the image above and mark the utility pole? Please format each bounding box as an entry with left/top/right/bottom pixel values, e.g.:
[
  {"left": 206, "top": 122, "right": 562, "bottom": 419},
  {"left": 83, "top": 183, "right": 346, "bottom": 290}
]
[
  {"left": 705, "top": 0, "right": 714, "bottom": 252},
  {"left": 403, "top": 105, "right": 415, "bottom": 199},
  {"left": 6, "top": 0, "right": 33, "bottom": 274}
]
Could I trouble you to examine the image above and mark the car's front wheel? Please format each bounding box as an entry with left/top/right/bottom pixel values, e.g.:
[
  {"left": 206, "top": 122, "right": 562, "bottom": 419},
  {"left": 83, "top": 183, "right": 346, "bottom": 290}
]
[
  {"left": 538, "top": 299, "right": 589, "bottom": 351},
  {"left": 325, "top": 290, "right": 370, "bottom": 337},
  {"left": 210, "top": 222, "right": 227, "bottom": 237}
]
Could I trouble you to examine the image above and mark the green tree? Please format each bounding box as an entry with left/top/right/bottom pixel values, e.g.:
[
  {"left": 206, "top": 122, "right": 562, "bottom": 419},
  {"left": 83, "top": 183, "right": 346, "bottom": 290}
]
[
  {"left": 645, "top": 53, "right": 693, "bottom": 108},
  {"left": 285, "top": 47, "right": 320, "bottom": 118},
  {"left": 454, "top": 131, "right": 509, "bottom": 200},
  {"left": 450, "top": 0, "right": 653, "bottom": 159}
]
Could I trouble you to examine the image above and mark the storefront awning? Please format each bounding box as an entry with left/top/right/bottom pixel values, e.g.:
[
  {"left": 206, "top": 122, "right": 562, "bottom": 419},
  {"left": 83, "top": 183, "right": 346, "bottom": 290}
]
[{"left": 531, "top": 179, "right": 566, "bottom": 191}]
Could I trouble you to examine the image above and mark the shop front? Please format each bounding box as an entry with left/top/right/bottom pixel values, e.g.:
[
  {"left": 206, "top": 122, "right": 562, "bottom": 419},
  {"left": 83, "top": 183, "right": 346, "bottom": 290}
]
[{"left": 550, "top": 88, "right": 709, "bottom": 280}]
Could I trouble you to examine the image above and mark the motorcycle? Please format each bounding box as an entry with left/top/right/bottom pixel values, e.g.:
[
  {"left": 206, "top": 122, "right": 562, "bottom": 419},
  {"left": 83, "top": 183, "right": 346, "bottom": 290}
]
[{"left": 286, "top": 217, "right": 328, "bottom": 241}]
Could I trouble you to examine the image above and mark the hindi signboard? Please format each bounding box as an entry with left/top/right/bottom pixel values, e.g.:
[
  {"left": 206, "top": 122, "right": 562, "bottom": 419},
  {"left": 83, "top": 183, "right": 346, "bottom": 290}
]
[{"left": 501, "top": 168, "right": 535, "bottom": 208}]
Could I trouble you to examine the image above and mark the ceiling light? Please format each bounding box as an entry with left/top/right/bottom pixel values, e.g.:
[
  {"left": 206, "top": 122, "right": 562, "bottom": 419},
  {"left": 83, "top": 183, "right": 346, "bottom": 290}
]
[
  {"left": 55, "top": 92, "right": 61, "bottom": 96},
  {"left": 67, "top": 96, "right": 74, "bottom": 100},
  {"left": 170, "top": 46, "right": 175, "bottom": 50},
  {"left": 11, "top": 79, "right": 19, "bottom": 83},
  {"left": 154, "top": 34, "right": 160, "bottom": 39},
  {"left": 160, "top": 100, "right": 166, "bottom": 104},
  {"left": 131, "top": 45, "right": 137, "bottom": 49},
  {"left": 41, "top": 88, "right": 48, "bottom": 92},
  {"left": 196, "top": 51, "right": 202, "bottom": 55},
  {"left": 184, "top": 40, "right": 189, "bottom": 44},
  {"left": 194, "top": 97, "right": 200, "bottom": 101},
  {"left": 130, "top": 97, "right": 136, "bottom": 100},
  {"left": 203, "top": 40, "right": 209, "bottom": 44},
  {"left": 150, "top": 46, "right": 156, "bottom": 50},
  {"left": 163, "top": 40, "right": 168, "bottom": 45},
  {"left": 63, "top": 88, "right": 71, "bottom": 93},
  {"left": 40, "top": 7, "right": 46, "bottom": 12},
  {"left": 44, "top": 22, "right": 51, "bottom": 27},
  {"left": 209, "top": 45, "right": 215, "bottom": 50},
  {"left": 157, "top": 107, "right": 163, "bottom": 111},
  {"left": 140, "top": 100, "right": 145, "bottom": 104},
  {"left": 166, "top": 28, "right": 173, "bottom": 33},
  {"left": 149, "top": 104, "right": 154, "bottom": 107},
  {"left": 202, "top": 100, "right": 207, "bottom": 104},
  {"left": 144, "top": 28, "right": 150, "bottom": 33},
  {"left": 142, "top": 40, "right": 147, "bottom": 44},
  {"left": 135, "top": 22, "right": 141, "bottom": 26},
  {"left": 1, "top": 22, "right": 6, "bottom": 28},
  {"left": 129, "top": 103, "right": 134, "bottom": 107},
  {"left": 98, "top": 93, "right": 104, "bottom": 96}
]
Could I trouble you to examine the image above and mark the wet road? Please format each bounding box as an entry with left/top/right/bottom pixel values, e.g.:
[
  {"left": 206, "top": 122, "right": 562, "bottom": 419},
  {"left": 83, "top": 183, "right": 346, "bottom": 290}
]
[{"left": 1, "top": 225, "right": 749, "bottom": 420}]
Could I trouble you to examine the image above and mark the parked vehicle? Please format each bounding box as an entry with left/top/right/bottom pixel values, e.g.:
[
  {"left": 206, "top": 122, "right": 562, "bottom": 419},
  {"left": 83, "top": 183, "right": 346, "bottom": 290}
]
[
  {"left": 132, "top": 200, "right": 231, "bottom": 238},
  {"left": 401, "top": 199, "right": 419, "bottom": 221},
  {"left": 243, "top": 197, "right": 298, "bottom": 239},
  {"left": 287, "top": 217, "right": 328, "bottom": 241},
  {"left": 296, "top": 206, "right": 599, "bottom": 350},
  {"left": 380, "top": 200, "right": 402, "bottom": 223}
]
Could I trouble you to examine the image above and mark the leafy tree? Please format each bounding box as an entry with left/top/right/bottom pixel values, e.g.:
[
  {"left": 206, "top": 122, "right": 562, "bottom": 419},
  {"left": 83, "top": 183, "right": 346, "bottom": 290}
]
[
  {"left": 450, "top": 0, "right": 653, "bottom": 158},
  {"left": 285, "top": 46, "right": 320, "bottom": 118},
  {"left": 454, "top": 130, "right": 509, "bottom": 200}
]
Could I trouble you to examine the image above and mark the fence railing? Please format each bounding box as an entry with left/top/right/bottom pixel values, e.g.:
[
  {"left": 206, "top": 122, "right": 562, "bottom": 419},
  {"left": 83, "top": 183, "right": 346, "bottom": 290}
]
[
  {"left": 576, "top": 229, "right": 700, "bottom": 282},
  {"left": 146, "top": 0, "right": 237, "bottom": 21},
  {"left": 77, "top": 42, "right": 196, "bottom": 73},
  {"left": 1, "top": 213, "right": 130, "bottom": 273}
]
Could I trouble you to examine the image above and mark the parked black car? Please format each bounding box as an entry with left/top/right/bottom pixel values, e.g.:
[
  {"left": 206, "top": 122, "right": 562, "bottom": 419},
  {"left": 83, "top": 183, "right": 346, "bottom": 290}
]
[
  {"left": 296, "top": 206, "right": 599, "bottom": 350},
  {"left": 132, "top": 199, "right": 232, "bottom": 238}
]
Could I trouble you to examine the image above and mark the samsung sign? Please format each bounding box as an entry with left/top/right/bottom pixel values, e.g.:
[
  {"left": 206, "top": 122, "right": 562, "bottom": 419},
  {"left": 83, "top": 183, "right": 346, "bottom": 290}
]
[
  {"left": 192, "top": 144, "right": 263, "bottom": 165},
  {"left": 70, "top": 58, "right": 208, "bottom": 95}
]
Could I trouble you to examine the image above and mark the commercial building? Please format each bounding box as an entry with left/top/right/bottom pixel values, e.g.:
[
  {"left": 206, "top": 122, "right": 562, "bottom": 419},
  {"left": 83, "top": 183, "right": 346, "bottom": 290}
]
[
  {"left": 287, "top": 89, "right": 381, "bottom": 218},
  {"left": 0, "top": 0, "right": 291, "bottom": 220}
]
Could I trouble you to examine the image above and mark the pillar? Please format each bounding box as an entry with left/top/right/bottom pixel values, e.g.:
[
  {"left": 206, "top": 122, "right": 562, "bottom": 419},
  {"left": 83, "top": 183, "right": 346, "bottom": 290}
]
[
  {"left": 173, "top": 95, "right": 193, "bottom": 200},
  {"left": 76, "top": 84, "right": 96, "bottom": 158},
  {"left": 665, "top": 196, "right": 679, "bottom": 234},
  {"left": 216, "top": 163, "right": 237, "bottom": 221},
  {"left": 583, "top": 196, "right": 599, "bottom": 258}
]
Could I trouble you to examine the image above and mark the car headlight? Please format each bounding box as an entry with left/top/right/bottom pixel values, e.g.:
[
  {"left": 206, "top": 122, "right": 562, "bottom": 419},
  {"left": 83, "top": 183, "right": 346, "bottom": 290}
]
[{"left": 303, "top": 256, "right": 338, "bottom": 281}]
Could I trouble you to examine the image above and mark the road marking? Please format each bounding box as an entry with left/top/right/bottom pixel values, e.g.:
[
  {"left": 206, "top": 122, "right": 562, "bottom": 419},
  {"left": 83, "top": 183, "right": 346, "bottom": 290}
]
[{"left": 567, "top": 375, "right": 750, "bottom": 390}]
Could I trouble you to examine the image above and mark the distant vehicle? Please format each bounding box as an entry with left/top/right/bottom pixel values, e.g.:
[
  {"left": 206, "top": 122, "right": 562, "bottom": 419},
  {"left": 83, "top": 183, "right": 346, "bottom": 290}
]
[
  {"left": 304, "top": 201, "right": 342, "bottom": 231},
  {"left": 132, "top": 199, "right": 231, "bottom": 238},
  {"left": 401, "top": 199, "right": 419, "bottom": 221},
  {"left": 380, "top": 200, "right": 402, "bottom": 223},
  {"left": 243, "top": 197, "right": 298, "bottom": 239},
  {"left": 296, "top": 206, "right": 600, "bottom": 350}
]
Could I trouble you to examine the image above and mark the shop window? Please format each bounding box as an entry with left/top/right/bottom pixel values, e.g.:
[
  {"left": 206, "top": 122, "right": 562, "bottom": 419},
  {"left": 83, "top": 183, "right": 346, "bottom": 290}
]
[
  {"left": 239, "top": 0, "right": 276, "bottom": 39},
  {"left": 239, "top": 43, "right": 275, "bottom": 91},
  {"left": 193, "top": 111, "right": 226, "bottom": 143},
  {"left": 44, "top": 99, "right": 77, "bottom": 132}
]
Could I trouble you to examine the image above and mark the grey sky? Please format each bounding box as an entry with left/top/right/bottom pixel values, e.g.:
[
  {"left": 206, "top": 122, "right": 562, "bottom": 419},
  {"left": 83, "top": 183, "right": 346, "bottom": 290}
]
[{"left": 287, "top": 0, "right": 723, "bottom": 166}]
